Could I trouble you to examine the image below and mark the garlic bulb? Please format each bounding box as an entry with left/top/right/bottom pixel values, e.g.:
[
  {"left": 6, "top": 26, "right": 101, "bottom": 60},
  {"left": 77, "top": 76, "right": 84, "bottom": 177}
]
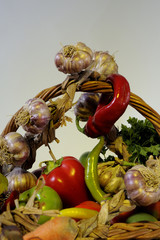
[
  {"left": 98, "top": 162, "right": 126, "bottom": 194},
  {"left": 124, "top": 163, "right": 160, "bottom": 206},
  {"left": 88, "top": 51, "right": 118, "bottom": 79},
  {"left": 15, "top": 98, "right": 51, "bottom": 134},
  {"left": 0, "top": 132, "right": 30, "bottom": 166},
  {"left": 6, "top": 167, "right": 37, "bottom": 193},
  {"left": 55, "top": 42, "right": 93, "bottom": 74}
]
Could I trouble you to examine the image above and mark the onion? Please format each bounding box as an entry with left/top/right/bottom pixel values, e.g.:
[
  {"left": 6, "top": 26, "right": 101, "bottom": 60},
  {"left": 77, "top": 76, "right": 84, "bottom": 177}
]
[
  {"left": 6, "top": 167, "right": 37, "bottom": 193},
  {"left": 124, "top": 164, "right": 160, "bottom": 206},
  {"left": 55, "top": 42, "right": 93, "bottom": 74},
  {"left": 0, "top": 132, "right": 30, "bottom": 166},
  {"left": 15, "top": 98, "right": 51, "bottom": 134}
]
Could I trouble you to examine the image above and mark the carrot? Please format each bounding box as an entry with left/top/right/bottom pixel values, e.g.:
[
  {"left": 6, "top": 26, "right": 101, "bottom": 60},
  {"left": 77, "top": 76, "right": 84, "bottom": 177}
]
[
  {"left": 26, "top": 238, "right": 41, "bottom": 240},
  {"left": 23, "top": 216, "right": 78, "bottom": 240}
]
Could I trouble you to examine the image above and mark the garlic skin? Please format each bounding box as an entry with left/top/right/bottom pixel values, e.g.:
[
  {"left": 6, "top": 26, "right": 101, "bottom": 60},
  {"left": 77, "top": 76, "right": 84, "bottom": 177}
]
[
  {"left": 88, "top": 51, "right": 118, "bottom": 79},
  {"left": 15, "top": 98, "right": 51, "bottom": 134},
  {"left": 98, "top": 163, "right": 126, "bottom": 194},
  {"left": 6, "top": 167, "right": 37, "bottom": 193},
  {"left": 0, "top": 132, "right": 30, "bottom": 166},
  {"left": 124, "top": 164, "right": 160, "bottom": 206},
  {"left": 55, "top": 42, "right": 93, "bottom": 74}
]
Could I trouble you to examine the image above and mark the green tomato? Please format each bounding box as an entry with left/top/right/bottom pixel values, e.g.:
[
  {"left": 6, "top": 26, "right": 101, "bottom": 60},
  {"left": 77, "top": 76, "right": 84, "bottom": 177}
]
[
  {"left": 19, "top": 187, "right": 34, "bottom": 205},
  {"left": 19, "top": 185, "right": 63, "bottom": 224}
]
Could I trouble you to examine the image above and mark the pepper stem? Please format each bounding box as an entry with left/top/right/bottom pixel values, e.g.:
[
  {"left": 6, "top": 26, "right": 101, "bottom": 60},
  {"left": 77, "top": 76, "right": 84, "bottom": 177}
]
[
  {"left": 121, "top": 161, "right": 137, "bottom": 167},
  {"left": 75, "top": 117, "right": 85, "bottom": 134},
  {"left": 39, "top": 157, "right": 63, "bottom": 174}
]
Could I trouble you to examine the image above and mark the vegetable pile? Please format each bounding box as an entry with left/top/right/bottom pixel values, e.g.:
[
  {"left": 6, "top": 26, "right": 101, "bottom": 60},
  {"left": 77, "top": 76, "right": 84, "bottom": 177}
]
[{"left": 0, "top": 42, "right": 160, "bottom": 240}]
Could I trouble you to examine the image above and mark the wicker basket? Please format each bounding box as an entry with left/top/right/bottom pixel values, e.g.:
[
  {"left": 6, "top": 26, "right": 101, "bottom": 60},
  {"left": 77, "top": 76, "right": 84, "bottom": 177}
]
[{"left": 0, "top": 70, "right": 160, "bottom": 240}]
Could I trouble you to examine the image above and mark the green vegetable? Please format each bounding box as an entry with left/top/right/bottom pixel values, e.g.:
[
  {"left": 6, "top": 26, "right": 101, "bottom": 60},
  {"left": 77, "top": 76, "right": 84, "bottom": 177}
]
[
  {"left": 19, "top": 185, "right": 63, "bottom": 224},
  {"left": 121, "top": 117, "right": 160, "bottom": 163},
  {"left": 126, "top": 212, "right": 158, "bottom": 223},
  {"left": 79, "top": 151, "right": 103, "bottom": 168},
  {"left": 85, "top": 136, "right": 108, "bottom": 203},
  {"left": 79, "top": 152, "right": 90, "bottom": 168},
  {"left": 41, "top": 156, "right": 91, "bottom": 208}
]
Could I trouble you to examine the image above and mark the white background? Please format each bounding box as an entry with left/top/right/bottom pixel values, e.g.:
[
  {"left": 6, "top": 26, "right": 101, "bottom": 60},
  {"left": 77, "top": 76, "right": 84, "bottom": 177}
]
[{"left": 0, "top": 0, "right": 160, "bottom": 171}]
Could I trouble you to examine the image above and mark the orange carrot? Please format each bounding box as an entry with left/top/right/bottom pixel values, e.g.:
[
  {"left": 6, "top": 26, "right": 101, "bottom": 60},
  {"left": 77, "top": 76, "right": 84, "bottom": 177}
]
[
  {"left": 26, "top": 238, "right": 41, "bottom": 240},
  {"left": 23, "top": 216, "right": 78, "bottom": 240}
]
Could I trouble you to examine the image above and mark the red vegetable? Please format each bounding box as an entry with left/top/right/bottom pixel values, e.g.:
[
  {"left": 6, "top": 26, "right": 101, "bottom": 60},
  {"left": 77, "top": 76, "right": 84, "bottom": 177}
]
[
  {"left": 110, "top": 209, "right": 136, "bottom": 224},
  {"left": 143, "top": 201, "right": 160, "bottom": 220},
  {"left": 1, "top": 190, "right": 19, "bottom": 212},
  {"left": 84, "top": 74, "right": 130, "bottom": 138},
  {"left": 75, "top": 200, "right": 101, "bottom": 212},
  {"left": 41, "top": 156, "right": 91, "bottom": 208}
]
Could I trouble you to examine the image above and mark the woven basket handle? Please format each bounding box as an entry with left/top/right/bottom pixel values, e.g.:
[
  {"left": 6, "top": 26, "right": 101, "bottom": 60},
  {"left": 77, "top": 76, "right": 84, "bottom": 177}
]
[{"left": 1, "top": 73, "right": 159, "bottom": 170}]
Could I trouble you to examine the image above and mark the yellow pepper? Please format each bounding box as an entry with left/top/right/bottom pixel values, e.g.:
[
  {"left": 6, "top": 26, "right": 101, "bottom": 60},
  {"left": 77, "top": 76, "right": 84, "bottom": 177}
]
[{"left": 59, "top": 207, "right": 98, "bottom": 220}]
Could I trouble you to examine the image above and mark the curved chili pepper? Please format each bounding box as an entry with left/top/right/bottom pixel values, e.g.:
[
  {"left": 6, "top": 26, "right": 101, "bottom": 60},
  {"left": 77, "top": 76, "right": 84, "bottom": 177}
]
[
  {"left": 85, "top": 136, "right": 108, "bottom": 203},
  {"left": 84, "top": 74, "right": 130, "bottom": 138},
  {"left": 59, "top": 207, "right": 98, "bottom": 220}
]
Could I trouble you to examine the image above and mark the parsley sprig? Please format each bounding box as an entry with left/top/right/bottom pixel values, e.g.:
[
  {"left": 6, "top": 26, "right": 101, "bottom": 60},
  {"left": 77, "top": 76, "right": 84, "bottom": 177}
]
[{"left": 121, "top": 117, "right": 160, "bottom": 164}]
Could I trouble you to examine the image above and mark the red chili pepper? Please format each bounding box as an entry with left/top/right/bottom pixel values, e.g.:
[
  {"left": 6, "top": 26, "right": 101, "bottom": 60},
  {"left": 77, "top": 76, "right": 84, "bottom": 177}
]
[
  {"left": 41, "top": 156, "right": 91, "bottom": 208},
  {"left": 84, "top": 74, "right": 130, "bottom": 138}
]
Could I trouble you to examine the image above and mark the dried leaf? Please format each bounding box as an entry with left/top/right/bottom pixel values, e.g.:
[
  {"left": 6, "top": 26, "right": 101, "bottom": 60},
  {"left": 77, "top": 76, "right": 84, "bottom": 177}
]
[
  {"left": 119, "top": 199, "right": 136, "bottom": 213},
  {"left": 108, "top": 136, "right": 131, "bottom": 162},
  {"left": 77, "top": 215, "right": 98, "bottom": 238},
  {"left": 65, "top": 83, "right": 77, "bottom": 108},
  {"left": 98, "top": 200, "right": 109, "bottom": 225},
  {"left": 25, "top": 176, "right": 45, "bottom": 208},
  {"left": 109, "top": 190, "right": 125, "bottom": 213},
  {"left": 122, "top": 143, "right": 130, "bottom": 162}
]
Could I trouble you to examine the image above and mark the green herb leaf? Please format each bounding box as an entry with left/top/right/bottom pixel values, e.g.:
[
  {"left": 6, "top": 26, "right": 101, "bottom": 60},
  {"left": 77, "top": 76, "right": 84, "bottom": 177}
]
[{"left": 121, "top": 117, "right": 160, "bottom": 164}]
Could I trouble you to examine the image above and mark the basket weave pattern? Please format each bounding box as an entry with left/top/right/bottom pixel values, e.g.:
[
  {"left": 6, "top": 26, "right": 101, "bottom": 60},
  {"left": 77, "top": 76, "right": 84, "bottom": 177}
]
[{"left": 1, "top": 71, "right": 160, "bottom": 239}]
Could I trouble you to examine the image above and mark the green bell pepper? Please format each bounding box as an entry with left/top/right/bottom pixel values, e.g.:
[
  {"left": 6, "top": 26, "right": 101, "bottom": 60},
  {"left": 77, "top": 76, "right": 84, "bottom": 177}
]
[{"left": 19, "top": 185, "right": 63, "bottom": 224}]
